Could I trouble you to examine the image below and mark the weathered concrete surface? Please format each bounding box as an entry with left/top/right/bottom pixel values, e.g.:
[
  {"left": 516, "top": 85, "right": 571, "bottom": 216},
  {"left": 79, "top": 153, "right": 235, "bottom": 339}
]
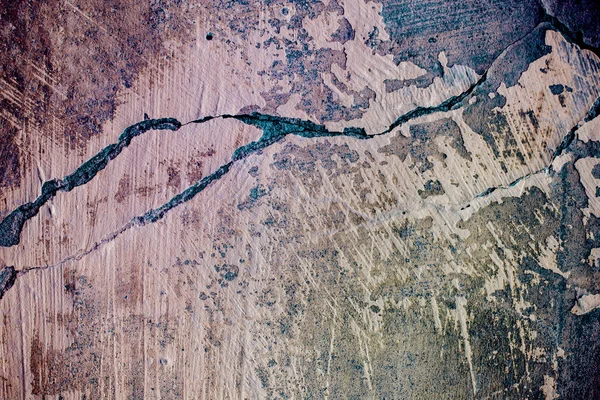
[{"left": 0, "top": 1, "right": 599, "bottom": 399}]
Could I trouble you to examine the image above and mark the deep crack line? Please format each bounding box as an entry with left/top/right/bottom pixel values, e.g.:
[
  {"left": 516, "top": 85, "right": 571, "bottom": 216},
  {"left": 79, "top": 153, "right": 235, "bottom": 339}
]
[
  {"left": 0, "top": 20, "right": 589, "bottom": 290},
  {"left": 3, "top": 15, "right": 565, "bottom": 250},
  {"left": 0, "top": 69, "right": 489, "bottom": 249},
  {"left": 20, "top": 91, "right": 599, "bottom": 276},
  {"left": 17, "top": 161, "right": 238, "bottom": 275},
  {"left": 18, "top": 102, "right": 597, "bottom": 277},
  {"left": 5, "top": 15, "right": 554, "bottom": 251},
  {"left": 0, "top": 118, "right": 181, "bottom": 247}
]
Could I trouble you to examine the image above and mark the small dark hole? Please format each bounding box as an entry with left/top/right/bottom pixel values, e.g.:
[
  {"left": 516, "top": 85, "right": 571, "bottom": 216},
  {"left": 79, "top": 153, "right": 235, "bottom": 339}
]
[
  {"left": 281, "top": 7, "right": 289, "bottom": 15},
  {"left": 206, "top": 32, "right": 213, "bottom": 40}
]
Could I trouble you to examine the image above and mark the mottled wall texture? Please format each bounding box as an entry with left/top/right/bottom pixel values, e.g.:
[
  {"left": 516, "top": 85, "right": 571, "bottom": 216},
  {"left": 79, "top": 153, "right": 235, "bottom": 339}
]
[{"left": 1, "top": 0, "right": 600, "bottom": 399}]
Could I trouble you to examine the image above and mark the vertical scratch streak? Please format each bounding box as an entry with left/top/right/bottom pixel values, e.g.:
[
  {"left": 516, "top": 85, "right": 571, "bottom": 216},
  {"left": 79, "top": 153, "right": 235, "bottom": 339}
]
[{"left": 456, "top": 296, "right": 477, "bottom": 396}]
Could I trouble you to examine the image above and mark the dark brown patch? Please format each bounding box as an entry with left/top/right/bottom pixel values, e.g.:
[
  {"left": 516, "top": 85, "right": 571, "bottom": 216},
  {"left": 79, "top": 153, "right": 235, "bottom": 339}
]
[
  {"left": 166, "top": 164, "right": 181, "bottom": 191},
  {"left": 135, "top": 185, "right": 157, "bottom": 197},
  {"left": 0, "top": 0, "right": 198, "bottom": 191},
  {"left": 186, "top": 147, "right": 215, "bottom": 183},
  {"left": 187, "top": 159, "right": 204, "bottom": 183},
  {"left": 115, "top": 261, "right": 144, "bottom": 306},
  {"left": 0, "top": 120, "right": 20, "bottom": 189},
  {"left": 114, "top": 174, "right": 131, "bottom": 203},
  {"left": 30, "top": 271, "right": 104, "bottom": 397}
]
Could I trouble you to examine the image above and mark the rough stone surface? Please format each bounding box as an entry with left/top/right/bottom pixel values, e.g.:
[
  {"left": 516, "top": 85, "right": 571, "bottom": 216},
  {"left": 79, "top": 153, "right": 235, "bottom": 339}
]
[{"left": 0, "top": 1, "right": 599, "bottom": 399}]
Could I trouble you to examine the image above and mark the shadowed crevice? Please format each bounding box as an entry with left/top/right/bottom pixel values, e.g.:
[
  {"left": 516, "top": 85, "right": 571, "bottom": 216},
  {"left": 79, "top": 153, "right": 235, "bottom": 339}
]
[
  {"left": 0, "top": 266, "right": 16, "bottom": 300},
  {"left": 7, "top": 16, "right": 570, "bottom": 250},
  {"left": 0, "top": 71, "right": 491, "bottom": 249},
  {"left": 537, "top": 1, "right": 600, "bottom": 58}
]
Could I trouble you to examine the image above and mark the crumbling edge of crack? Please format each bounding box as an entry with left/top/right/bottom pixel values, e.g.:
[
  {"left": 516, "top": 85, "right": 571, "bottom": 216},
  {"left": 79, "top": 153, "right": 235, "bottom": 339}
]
[
  {"left": 2, "top": 16, "right": 565, "bottom": 251},
  {"left": 0, "top": 266, "right": 17, "bottom": 300},
  {"left": 0, "top": 68, "right": 489, "bottom": 250}
]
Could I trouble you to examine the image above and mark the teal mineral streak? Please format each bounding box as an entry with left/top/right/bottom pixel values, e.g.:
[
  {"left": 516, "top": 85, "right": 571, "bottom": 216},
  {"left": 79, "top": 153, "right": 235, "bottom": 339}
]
[
  {"left": 133, "top": 112, "right": 370, "bottom": 226},
  {"left": 137, "top": 162, "right": 233, "bottom": 225}
]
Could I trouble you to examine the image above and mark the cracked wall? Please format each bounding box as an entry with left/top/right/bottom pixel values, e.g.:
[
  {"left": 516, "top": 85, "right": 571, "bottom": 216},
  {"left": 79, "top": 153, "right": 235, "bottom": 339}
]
[{"left": 0, "top": 0, "right": 600, "bottom": 399}]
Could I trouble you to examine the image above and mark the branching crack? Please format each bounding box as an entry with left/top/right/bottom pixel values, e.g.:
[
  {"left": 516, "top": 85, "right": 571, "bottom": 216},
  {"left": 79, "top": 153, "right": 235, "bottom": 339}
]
[
  {"left": 2, "top": 22, "right": 598, "bottom": 295},
  {"left": 0, "top": 73, "right": 489, "bottom": 249}
]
